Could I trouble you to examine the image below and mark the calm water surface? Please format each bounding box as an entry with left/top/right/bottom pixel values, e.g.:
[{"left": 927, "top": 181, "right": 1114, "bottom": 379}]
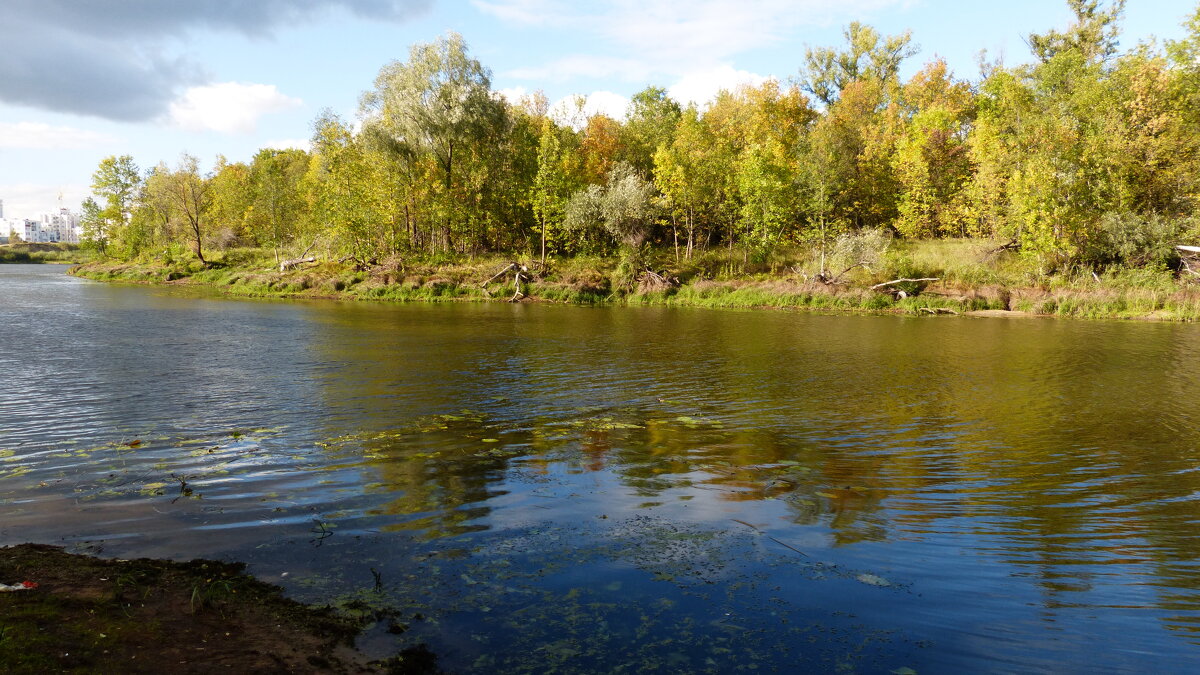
[{"left": 4, "top": 264, "right": 1200, "bottom": 672}]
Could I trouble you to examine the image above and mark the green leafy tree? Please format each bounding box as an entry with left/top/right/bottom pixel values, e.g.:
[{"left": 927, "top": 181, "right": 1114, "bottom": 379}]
[
  {"left": 208, "top": 157, "right": 253, "bottom": 248},
  {"left": 969, "top": 2, "right": 1141, "bottom": 262},
  {"left": 891, "top": 60, "right": 976, "bottom": 238},
  {"left": 309, "top": 111, "right": 388, "bottom": 265},
  {"left": 360, "top": 32, "right": 504, "bottom": 253},
  {"left": 531, "top": 117, "right": 579, "bottom": 263},
  {"left": 620, "top": 86, "right": 682, "bottom": 177},
  {"left": 735, "top": 141, "right": 796, "bottom": 257},
  {"left": 800, "top": 22, "right": 917, "bottom": 106},
  {"left": 87, "top": 155, "right": 141, "bottom": 255},
  {"left": 125, "top": 163, "right": 175, "bottom": 256},
  {"left": 1029, "top": 0, "right": 1126, "bottom": 64},
  {"left": 162, "top": 154, "right": 214, "bottom": 265},
  {"left": 248, "top": 148, "right": 310, "bottom": 262},
  {"left": 654, "top": 107, "right": 720, "bottom": 259}
]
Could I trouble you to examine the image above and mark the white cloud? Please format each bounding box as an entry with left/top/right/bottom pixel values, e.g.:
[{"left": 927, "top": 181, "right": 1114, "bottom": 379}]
[
  {"left": 262, "top": 138, "right": 311, "bottom": 151},
  {"left": 549, "top": 91, "right": 629, "bottom": 129},
  {"left": 471, "top": 0, "right": 568, "bottom": 25},
  {"left": 596, "top": 0, "right": 904, "bottom": 63},
  {"left": 508, "top": 55, "right": 652, "bottom": 83},
  {"left": 168, "top": 82, "right": 302, "bottom": 134},
  {"left": 488, "top": 0, "right": 908, "bottom": 85},
  {"left": 668, "top": 66, "right": 770, "bottom": 108},
  {"left": 0, "top": 0, "right": 430, "bottom": 121},
  {"left": 496, "top": 86, "right": 529, "bottom": 102},
  {"left": 0, "top": 122, "right": 119, "bottom": 150},
  {"left": 0, "top": 182, "right": 90, "bottom": 219}
]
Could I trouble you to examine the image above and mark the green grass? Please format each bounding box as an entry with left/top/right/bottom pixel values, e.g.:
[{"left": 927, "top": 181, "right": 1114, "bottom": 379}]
[
  {"left": 0, "top": 243, "right": 92, "bottom": 264},
  {"left": 68, "top": 242, "right": 1200, "bottom": 321}
]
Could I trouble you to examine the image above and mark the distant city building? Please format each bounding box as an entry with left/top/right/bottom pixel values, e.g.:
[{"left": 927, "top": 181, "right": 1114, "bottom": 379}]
[
  {"left": 2, "top": 217, "right": 43, "bottom": 243},
  {"left": 1, "top": 208, "right": 81, "bottom": 244},
  {"left": 41, "top": 208, "right": 80, "bottom": 244}
]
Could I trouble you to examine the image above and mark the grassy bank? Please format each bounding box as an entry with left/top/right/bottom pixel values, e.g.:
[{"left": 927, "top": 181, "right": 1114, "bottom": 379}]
[
  {"left": 69, "top": 240, "right": 1200, "bottom": 321},
  {"left": 1, "top": 243, "right": 93, "bottom": 264}
]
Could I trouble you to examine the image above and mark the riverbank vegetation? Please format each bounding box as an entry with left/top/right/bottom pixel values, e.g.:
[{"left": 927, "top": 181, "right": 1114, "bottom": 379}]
[
  {"left": 71, "top": 2, "right": 1200, "bottom": 320},
  {"left": 0, "top": 243, "right": 90, "bottom": 264}
]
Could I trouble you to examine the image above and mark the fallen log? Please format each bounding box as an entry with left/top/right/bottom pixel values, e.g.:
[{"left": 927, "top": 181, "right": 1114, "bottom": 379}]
[
  {"left": 279, "top": 256, "right": 316, "bottom": 272},
  {"left": 817, "top": 261, "right": 871, "bottom": 286},
  {"left": 1176, "top": 247, "right": 1200, "bottom": 278},
  {"left": 279, "top": 241, "right": 318, "bottom": 272},
  {"left": 918, "top": 307, "right": 959, "bottom": 315},
  {"left": 870, "top": 277, "right": 939, "bottom": 290},
  {"left": 985, "top": 239, "right": 1019, "bottom": 257},
  {"left": 483, "top": 262, "right": 518, "bottom": 286}
]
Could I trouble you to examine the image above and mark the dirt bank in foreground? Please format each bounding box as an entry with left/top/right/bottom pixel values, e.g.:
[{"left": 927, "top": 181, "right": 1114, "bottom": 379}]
[{"left": 0, "top": 544, "right": 441, "bottom": 674}]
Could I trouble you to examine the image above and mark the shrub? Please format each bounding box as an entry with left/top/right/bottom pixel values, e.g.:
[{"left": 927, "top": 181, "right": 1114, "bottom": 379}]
[{"left": 1085, "top": 212, "right": 1187, "bottom": 269}]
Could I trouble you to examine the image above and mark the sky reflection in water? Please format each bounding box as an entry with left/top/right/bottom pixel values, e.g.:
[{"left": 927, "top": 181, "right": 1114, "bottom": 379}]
[{"left": 3, "top": 265, "right": 1200, "bottom": 672}]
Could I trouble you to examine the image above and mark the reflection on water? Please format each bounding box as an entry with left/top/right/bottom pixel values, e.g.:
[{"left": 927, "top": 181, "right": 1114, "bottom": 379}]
[{"left": 5, "top": 264, "right": 1200, "bottom": 671}]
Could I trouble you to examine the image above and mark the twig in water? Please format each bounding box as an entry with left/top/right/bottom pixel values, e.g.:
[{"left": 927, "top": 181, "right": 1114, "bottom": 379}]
[
  {"left": 731, "top": 518, "right": 809, "bottom": 557},
  {"left": 170, "top": 473, "right": 195, "bottom": 504},
  {"left": 309, "top": 518, "right": 333, "bottom": 547}
]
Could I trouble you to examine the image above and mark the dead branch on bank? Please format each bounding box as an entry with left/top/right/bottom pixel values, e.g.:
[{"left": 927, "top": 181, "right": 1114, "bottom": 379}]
[
  {"left": 636, "top": 268, "right": 679, "bottom": 294},
  {"left": 870, "top": 277, "right": 939, "bottom": 300},
  {"left": 481, "top": 261, "right": 532, "bottom": 302},
  {"left": 984, "top": 239, "right": 1020, "bottom": 259},
  {"left": 815, "top": 261, "right": 871, "bottom": 286},
  {"left": 871, "top": 277, "right": 940, "bottom": 290},
  {"left": 279, "top": 242, "right": 318, "bottom": 272},
  {"left": 1178, "top": 246, "right": 1200, "bottom": 278},
  {"left": 1177, "top": 246, "right": 1200, "bottom": 279}
]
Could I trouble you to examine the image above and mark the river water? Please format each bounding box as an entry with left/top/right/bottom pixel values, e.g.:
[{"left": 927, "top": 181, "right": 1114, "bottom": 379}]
[{"left": 3, "top": 264, "right": 1200, "bottom": 672}]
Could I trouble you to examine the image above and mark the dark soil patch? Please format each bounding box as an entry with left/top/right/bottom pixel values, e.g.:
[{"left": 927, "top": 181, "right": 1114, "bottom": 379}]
[{"left": 0, "top": 544, "right": 443, "bottom": 674}]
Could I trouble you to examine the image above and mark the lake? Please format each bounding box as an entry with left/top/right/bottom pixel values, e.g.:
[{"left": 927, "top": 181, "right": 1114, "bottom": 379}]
[{"left": 3, "top": 263, "right": 1200, "bottom": 672}]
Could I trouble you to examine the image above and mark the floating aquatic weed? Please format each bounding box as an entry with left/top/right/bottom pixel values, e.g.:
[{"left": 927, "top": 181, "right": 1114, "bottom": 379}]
[
  {"left": 249, "top": 426, "right": 286, "bottom": 435},
  {"left": 473, "top": 446, "right": 523, "bottom": 460},
  {"left": 139, "top": 482, "right": 169, "bottom": 496},
  {"left": 0, "top": 466, "right": 31, "bottom": 480},
  {"left": 567, "top": 417, "right": 644, "bottom": 431}
]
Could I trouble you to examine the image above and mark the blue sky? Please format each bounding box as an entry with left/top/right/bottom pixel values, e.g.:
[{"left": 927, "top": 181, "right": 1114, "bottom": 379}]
[{"left": 0, "top": 0, "right": 1195, "bottom": 219}]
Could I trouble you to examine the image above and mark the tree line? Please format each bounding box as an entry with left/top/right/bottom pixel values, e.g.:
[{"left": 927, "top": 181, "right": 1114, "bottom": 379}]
[{"left": 83, "top": 1, "right": 1200, "bottom": 273}]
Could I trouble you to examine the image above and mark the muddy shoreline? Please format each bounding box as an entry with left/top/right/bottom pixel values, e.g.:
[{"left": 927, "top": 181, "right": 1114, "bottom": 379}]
[{"left": 0, "top": 543, "right": 443, "bottom": 674}]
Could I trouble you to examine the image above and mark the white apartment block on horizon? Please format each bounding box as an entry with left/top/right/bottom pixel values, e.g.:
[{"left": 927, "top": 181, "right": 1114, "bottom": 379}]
[{"left": 1, "top": 205, "right": 82, "bottom": 244}]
